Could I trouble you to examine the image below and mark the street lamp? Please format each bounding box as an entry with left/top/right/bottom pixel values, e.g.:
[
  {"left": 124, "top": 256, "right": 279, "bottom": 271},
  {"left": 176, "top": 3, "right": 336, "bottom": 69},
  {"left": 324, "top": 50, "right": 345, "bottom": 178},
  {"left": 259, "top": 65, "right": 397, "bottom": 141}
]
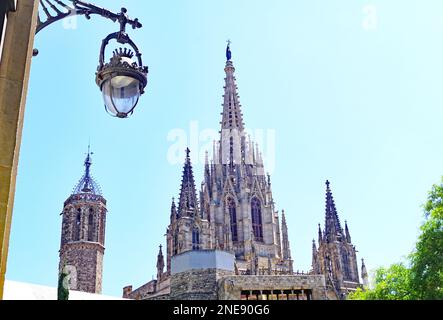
[
  {"left": 36, "top": 0, "right": 148, "bottom": 118},
  {"left": 97, "top": 48, "right": 147, "bottom": 118}
]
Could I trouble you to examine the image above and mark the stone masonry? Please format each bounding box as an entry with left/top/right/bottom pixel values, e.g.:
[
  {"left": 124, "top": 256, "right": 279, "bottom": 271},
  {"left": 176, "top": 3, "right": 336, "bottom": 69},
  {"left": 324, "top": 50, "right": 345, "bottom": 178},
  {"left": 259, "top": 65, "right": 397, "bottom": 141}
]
[
  {"left": 124, "top": 44, "right": 365, "bottom": 300},
  {"left": 59, "top": 152, "right": 107, "bottom": 294}
]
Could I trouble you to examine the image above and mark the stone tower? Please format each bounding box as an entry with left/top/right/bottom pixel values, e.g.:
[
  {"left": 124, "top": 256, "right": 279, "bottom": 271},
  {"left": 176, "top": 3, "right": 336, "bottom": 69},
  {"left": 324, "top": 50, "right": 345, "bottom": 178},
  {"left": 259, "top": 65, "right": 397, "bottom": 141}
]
[
  {"left": 59, "top": 151, "right": 107, "bottom": 294},
  {"left": 312, "top": 180, "right": 360, "bottom": 298},
  {"left": 166, "top": 148, "right": 211, "bottom": 273}
]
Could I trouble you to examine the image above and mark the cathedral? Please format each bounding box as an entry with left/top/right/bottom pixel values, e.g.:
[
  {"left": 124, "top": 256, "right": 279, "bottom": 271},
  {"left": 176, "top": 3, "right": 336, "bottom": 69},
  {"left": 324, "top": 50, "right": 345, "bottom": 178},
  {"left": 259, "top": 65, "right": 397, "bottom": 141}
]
[{"left": 58, "top": 44, "right": 368, "bottom": 300}]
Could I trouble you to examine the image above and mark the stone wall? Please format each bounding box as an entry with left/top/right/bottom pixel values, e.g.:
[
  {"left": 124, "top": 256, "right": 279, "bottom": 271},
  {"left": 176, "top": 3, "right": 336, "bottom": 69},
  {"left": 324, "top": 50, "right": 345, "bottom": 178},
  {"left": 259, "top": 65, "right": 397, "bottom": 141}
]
[
  {"left": 218, "top": 274, "right": 328, "bottom": 300},
  {"left": 59, "top": 194, "right": 107, "bottom": 295},
  {"left": 170, "top": 250, "right": 235, "bottom": 300},
  {"left": 59, "top": 242, "right": 104, "bottom": 294},
  {"left": 129, "top": 250, "right": 332, "bottom": 301},
  {"left": 126, "top": 280, "right": 156, "bottom": 300},
  {"left": 170, "top": 268, "right": 233, "bottom": 300},
  {"left": 126, "top": 277, "right": 171, "bottom": 300}
]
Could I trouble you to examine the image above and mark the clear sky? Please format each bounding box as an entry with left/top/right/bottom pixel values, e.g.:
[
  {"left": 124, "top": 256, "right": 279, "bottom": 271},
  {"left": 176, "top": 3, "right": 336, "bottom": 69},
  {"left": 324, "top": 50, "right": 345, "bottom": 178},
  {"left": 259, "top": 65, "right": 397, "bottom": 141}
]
[{"left": 6, "top": 0, "right": 443, "bottom": 297}]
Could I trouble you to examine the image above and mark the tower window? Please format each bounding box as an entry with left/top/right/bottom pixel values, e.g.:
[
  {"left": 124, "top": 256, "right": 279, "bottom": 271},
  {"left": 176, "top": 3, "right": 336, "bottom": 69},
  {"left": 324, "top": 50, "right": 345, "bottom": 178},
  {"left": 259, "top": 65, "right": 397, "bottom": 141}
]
[
  {"left": 87, "top": 211, "right": 94, "bottom": 242},
  {"left": 74, "top": 209, "right": 81, "bottom": 241},
  {"left": 251, "top": 198, "right": 263, "bottom": 242},
  {"left": 192, "top": 228, "right": 200, "bottom": 250},
  {"left": 227, "top": 198, "right": 238, "bottom": 242}
]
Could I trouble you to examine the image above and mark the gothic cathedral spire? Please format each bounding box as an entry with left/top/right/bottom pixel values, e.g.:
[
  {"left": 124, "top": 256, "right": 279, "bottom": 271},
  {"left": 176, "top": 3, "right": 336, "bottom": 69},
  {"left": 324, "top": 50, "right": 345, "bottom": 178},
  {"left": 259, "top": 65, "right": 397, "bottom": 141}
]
[
  {"left": 324, "top": 180, "right": 344, "bottom": 242},
  {"left": 156, "top": 245, "right": 165, "bottom": 282},
  {"left": 221, "top": 42, "right": 244, "bottom": 132},
  {"left": 314, "top": 180, "right": 361, "bottom": 298},
  {"left": 177, "top": 148, "right": 199, "bottom": 217},
  {"left": 361, "top": 258, "right": 369, "bottom": 288},
  {"left": 281, "top": 210, "right": 293, "bottom": 273},
  {"left": 163, "top": 42, "right": 292, "bottom": 279}
]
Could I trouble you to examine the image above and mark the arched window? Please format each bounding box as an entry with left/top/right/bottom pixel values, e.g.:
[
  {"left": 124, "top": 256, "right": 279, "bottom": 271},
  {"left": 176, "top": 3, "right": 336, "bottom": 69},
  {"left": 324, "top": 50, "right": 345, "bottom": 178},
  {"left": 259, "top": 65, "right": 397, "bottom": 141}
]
[
  {"left": 251, "top": 198, "right": 263, "bottom": 242},
  {"left": 87, "top": 209, "right": 94, "bottom": 242},
  {"left": 173, "top": 233, "right": 178, "bottom": 255},
  {"left": 325, "top": 255, "right": 333, "bottom": 277},
  {"left": 342, "top": 252, "right": 351, "bottom": 279},
  {"left": 192, "top": 228, "right": 200, "bottom": 250},
  {"left": 74, "top": 208, "right": 81, "bottom": 241},
  {"left": 205, "top": 203, "right": 210, "bottom": 222},
  {"left": 227, "top": 198, "right": 238, "bottom": 242}
]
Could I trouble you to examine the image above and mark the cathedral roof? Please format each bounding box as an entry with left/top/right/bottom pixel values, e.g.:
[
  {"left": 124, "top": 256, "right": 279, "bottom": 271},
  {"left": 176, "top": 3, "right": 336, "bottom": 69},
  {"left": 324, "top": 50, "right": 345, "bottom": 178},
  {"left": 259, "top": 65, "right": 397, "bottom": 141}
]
[{"left": 72, "top": 151, "right": 102, "bottom": 196}]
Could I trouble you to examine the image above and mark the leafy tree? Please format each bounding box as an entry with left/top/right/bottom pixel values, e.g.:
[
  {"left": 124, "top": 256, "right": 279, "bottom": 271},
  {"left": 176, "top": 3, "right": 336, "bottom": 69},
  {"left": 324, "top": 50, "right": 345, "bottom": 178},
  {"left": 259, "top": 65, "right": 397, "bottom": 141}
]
[
  {"left": 348, "top": 263, "right": 416, "bottom": 300},
  {"left": 409, "top": 178, "right": 443, "bottom": 299},
  {"left": 349, "top": 177, "right": 443, "bottom": 300}
]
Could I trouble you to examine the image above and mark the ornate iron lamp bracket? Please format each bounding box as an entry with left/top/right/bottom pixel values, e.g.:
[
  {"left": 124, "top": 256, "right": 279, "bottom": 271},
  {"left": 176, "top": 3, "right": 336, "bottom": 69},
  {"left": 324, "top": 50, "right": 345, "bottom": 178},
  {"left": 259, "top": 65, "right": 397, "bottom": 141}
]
[{"left": 36, "top": 0, "right": 142, "bottom": 35}]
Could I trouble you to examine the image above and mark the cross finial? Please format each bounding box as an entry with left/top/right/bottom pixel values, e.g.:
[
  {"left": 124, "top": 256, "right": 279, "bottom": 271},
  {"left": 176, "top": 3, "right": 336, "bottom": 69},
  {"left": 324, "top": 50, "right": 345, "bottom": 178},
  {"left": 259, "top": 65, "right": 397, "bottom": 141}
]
[
  {"left": 326, "top": 180, "right": 330, "bottom": 190},
  {"left": 227, "top": 39, "right": 231, "bottom": 46},
  {"left": 86, "top": 141, "right": 94, "bottom": 158}
]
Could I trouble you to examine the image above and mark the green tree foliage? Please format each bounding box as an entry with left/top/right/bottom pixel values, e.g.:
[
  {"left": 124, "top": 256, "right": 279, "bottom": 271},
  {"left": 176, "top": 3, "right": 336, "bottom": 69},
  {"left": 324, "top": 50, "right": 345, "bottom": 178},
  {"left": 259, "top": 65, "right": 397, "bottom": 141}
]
[
  {"left": 348, "top": 263, "right": 416, "bottom": 300},
  {"left": 349, "top": 178, "right": 443, "bottom": 300},
  {"left": 57, "top": 267, "right": 69, "bottom": 301},
  {"left": 410, "top": 178, "right": 443, "bottom": 299}
]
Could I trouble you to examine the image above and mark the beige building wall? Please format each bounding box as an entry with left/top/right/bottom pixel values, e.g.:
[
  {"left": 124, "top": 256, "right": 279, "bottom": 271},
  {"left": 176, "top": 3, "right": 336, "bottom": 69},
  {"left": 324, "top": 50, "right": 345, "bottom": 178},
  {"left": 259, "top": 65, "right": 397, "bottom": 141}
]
[{"left": 0, "top": 0, "right": 39, "bottom": 299}]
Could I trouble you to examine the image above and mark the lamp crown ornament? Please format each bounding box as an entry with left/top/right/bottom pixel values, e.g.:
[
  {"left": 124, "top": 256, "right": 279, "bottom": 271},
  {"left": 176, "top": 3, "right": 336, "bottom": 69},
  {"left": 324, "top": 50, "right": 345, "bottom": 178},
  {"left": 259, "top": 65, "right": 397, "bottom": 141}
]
[{"left": 113, "top": 48, "right": 135, "bottom": 60}]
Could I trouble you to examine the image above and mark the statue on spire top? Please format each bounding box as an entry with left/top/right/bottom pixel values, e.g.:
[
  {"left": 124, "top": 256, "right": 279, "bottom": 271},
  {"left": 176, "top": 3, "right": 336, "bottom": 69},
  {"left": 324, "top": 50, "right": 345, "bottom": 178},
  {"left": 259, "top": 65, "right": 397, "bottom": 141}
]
[{"left": 226, "top": 40, "right": 232, "bottom": 61}]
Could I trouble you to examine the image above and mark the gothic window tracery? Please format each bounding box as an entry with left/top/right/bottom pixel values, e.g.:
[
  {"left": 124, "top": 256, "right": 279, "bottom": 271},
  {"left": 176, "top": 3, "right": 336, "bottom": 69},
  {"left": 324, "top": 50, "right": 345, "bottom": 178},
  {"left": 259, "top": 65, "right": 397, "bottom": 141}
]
[
  {"left": 251, "top": 197, "right": 263, "bottom": 242},
  {"left": 227, "top": 197, "right": 238, "bottom": 242},
  {"left": 192, "top": 227, "right": 200, "bottom": 250},
  {"left": 173, "top": 233, "right": 178, "bottom": 255},
  {"left": 342, "top": 251, "right": 351, "bottom": 279}
]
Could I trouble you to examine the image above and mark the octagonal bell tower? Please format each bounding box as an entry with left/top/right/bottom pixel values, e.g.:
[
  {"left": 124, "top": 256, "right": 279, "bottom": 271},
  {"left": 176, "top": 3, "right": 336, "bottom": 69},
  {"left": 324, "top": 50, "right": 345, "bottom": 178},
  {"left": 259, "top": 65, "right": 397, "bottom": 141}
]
[{"left": 59, "top": 150, "right": 107, "bottom": 294}]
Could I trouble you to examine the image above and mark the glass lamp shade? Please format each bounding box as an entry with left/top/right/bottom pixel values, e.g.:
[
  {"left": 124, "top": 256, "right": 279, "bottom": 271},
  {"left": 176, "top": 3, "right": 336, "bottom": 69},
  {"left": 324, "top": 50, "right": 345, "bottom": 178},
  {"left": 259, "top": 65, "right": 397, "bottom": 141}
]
[{"left": 102, "top": 75, "right": 141, "bottom": 118}]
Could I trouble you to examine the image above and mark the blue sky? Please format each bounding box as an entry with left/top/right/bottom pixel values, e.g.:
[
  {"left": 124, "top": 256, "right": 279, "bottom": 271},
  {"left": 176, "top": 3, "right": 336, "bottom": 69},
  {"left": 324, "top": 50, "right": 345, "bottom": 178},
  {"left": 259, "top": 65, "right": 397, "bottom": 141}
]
[{"left": 6, "top": 0, "right": 443, "bottom": 296}]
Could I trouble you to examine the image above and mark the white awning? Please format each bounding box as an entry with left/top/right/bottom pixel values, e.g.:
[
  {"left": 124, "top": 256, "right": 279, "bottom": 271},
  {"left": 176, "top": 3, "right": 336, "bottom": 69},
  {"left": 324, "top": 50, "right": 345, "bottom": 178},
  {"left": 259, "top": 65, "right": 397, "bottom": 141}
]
[{"left": 3, "top": 280, "right": 129, "bottom": 300}]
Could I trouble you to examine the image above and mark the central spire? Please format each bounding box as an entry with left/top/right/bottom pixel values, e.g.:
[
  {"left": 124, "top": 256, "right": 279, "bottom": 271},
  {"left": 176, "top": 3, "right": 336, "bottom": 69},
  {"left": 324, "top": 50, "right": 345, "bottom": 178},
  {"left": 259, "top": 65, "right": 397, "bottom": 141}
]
[
  {"left": 177, "top": 148, "right": 199, "bottom": 217},
  {"left": 221, "top": 41, "right": 244, "bottom": 131}
]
